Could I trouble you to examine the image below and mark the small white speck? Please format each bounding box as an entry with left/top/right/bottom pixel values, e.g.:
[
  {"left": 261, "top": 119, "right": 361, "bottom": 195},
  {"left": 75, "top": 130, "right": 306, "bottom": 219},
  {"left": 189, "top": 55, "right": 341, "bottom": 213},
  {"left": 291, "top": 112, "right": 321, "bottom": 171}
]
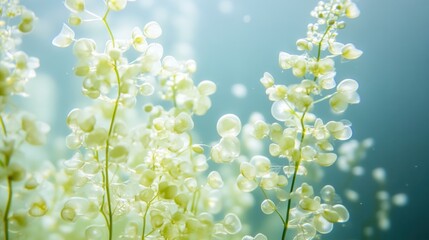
[
  {"left": 219, "top": 0, "right": 234, "bottom": 14},
  {"left": 231, "top": 84, "right": 247, "bottom": 98},
  {"left": 243, "top": 15, "right": 251, "bottom": 23}
]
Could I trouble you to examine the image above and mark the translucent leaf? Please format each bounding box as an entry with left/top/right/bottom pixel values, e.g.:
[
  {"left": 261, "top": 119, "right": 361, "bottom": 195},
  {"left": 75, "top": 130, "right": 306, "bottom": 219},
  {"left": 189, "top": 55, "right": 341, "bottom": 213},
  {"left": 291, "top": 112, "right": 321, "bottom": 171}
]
[
  {"left": 144, "top": 21, "right": 162, "bottom": 39},
  {"left": 313, "top": 214, "right": 333, "bottom": 234},
  {"left": 145, "top": 43, "right": 164, "bottom": 60},
  {"left": 65, "top": 0, "right": 85, "bottom": 12},
  {"left": 52, "top": 24, "right": 75, "bottom": 48},
  {"left": 329, "top": 94, "right": 348, "bottom": 113},
  {"left": 341, "top": 44, "right": 362, "bottom": 60},
  {"left": 261, "top": 199, "right": 276, "bottom": 214},
  {"left": 271, "top": 101, "right": 293, "bottom": 121},
  {"left": 217, "top": 114, "right": 241, "bottom": 137},
  {"left": 299, "top": 197, "right": 321, "bottom": 212},
  {"left": 316, "top": 153, "right": 337, "bottom": 167},
  {"left": 322, "top": 208, "right": 340, "bottom": 223},
  {"left": 207, "top": 171, "right": 224, "bottom": 189},
  {"left": 198, "top": 80, "right": 217, "bottom": 96},
  {"left": 29, "top": 197, "right": 48, "bottom": 217},
  {"left": 240, "top": 162, "right": 256, "bottom": 180},
  {"left": 328, "top": 42, "right": 344, "bottom": 55},
  {"left": 250, "top": 155, "right": 271, "bottom": 177},
  {"left": 132, "top": 27, "right": 147, "bottom": 52},
  {"left": 346, "top": 3, "right": 360, "bottom": 19},
  {"left": 320, "top": 185, "right": 336, "bottom": 203},
  {"left": 107, "top": 0, "right": 127, "bottom": 11},
  {"left": 236, "top": 175, "right": 257, "bottom": 192},
  {"left": 279, "top": 52, "right": 292, "bottom": 69},
  {"left": 260, "top": 72, "right": 274, "bottom": 88},
  {"left": 333, "top": 204, "right": 350, "bottom": 222},
  {"left": 223, "top": 213, "right": 242, "bottom": 234},
  {"left": 337, "top": 79, "right": 359, "bottom": 92}
]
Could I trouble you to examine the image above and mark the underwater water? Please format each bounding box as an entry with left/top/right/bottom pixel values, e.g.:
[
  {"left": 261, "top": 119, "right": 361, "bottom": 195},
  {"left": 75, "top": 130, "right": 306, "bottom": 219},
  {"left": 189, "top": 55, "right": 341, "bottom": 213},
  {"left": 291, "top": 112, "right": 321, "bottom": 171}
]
[{"left": 2, "top": 0, "right": 429, "bottom": 239}]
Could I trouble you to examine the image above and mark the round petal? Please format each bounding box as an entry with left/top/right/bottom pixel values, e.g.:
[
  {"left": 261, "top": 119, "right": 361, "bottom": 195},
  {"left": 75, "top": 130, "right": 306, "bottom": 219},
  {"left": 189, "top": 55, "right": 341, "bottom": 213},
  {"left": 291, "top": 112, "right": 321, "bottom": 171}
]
[
  {"left": 217, "top": 114, "right": 241, "bottom": 137},
  {"left": 52, "top": 24, "right": 75, "bottom": 48},
  {"left": 313, "top": 214, "right": 333, "bottom": 234},
  {"left": 341, "top": 44, "right": 363, "bottom": 60},
  {"left": 144, "top": 21, "right": 162, "bottom": 39}
]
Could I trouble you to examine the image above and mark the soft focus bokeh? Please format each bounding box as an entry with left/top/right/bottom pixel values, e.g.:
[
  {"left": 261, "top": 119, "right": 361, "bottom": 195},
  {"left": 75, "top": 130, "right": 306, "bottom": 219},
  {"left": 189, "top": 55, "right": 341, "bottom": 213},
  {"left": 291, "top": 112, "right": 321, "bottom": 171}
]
[{"left": 17, "top": 0, "right": 429, "bottom": 239}]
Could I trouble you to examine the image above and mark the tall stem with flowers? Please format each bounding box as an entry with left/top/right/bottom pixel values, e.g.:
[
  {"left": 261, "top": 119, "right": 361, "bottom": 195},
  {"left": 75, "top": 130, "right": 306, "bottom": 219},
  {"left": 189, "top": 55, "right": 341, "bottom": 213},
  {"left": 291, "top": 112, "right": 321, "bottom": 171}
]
[
  {"left": 53, "top": 0, "right": 244, "bottom": 239},
  {"left": 213, "top": 1, "right": 364, "bottom": 239}
]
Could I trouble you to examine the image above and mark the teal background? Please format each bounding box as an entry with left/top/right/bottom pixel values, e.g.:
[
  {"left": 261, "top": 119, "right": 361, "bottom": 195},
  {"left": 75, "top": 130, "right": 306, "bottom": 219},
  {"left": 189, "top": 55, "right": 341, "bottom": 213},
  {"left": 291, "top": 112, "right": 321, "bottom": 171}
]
[{"left": 17, "top": 0, "right": 429, "bottom": 239}]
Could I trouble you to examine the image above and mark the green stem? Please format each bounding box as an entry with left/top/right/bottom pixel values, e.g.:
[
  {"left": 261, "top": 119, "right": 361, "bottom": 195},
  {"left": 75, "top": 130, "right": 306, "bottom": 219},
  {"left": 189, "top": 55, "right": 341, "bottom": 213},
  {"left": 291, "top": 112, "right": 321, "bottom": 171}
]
[
  {"left": 260, "top": 188, "right": 285, "bottom": 224},
  {"left": 313, "top": 25, "right": 332, "bottom": 82},
  {"left": 1, "top": 115, "right": 10, "bottom": 240},
  {"left": 3, "top": 177, "right": 12, "bottom": 240},
  {"left": 313, "top": 92, "right": 335, "bottom": 104},
  {"left": 0, "top": 116, "right": 7, "bottom": 136},
  {"left": 282, "top": 108, "right": 308, "bottom": 240},
  {"left": 101, "top": 9, "right": 121, "bottom": 240},
  {"left": 190, "top": 189, "right": 200, "bottom": 215},
  {"left": 141, "top": 194, "right": 158, "bottom": 240}
]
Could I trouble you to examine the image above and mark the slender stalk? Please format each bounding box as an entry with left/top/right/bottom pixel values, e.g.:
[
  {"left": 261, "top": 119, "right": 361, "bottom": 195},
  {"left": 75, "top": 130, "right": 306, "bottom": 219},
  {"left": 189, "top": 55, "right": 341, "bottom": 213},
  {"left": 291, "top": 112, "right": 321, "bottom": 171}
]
[
  {"left": 281, "top": 19, "right": 334, "bottom": 238},
  {"left": 0, "top": 116, "right": 7, "bottom": 136},
  {"left": 313, "top": 25, "right": 332, "bottom": 82},
  {"left": 260, "top": 188, "right": 285, "bottom": 224},
  {"left": 101, "top": 9, "right": 122, "bottom": 240},
  {"left": 3, "top": 176, "right": 12, "bottom": 240},
  {"left": 1, "top": 115, "right": 11, "bottom": 240},
  {"left": 141, "top": 194, "right": 158, "bottom": 240},
  {"left": 282, "top": 108, "right": 308, "bottom": 240}
]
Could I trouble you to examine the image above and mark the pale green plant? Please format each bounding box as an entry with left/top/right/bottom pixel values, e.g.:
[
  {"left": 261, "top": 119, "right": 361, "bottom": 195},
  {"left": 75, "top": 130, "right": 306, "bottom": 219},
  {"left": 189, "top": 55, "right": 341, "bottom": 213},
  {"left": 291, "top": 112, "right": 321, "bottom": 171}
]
[
  {"left": 52, "top": 0, "right": 243, "bottom": 239},
  {"left": 213, "top": 0, "right": 363, "bottom": 239},
  {"left": 1, "top": 1, "right": 401, "bottom": 240},
  {"left": 0, "top": 1, "right": 51, "bottom": 239}
]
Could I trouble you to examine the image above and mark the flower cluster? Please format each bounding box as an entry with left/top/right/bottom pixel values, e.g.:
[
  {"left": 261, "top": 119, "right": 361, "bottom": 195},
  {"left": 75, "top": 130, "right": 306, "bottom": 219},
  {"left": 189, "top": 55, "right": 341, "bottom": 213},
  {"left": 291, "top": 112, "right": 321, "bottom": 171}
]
[
  {"left": 212, "top": 0, "right": 363, "bottom": 239},
  {"left": 53, "top": 1, "right": 241, "bottom": 239},
  {"left": 1, "top": 1, "right": 51, "bottom": 239},
  {"left": 1, "top": 1, "right": 397, "bottom": 239}
]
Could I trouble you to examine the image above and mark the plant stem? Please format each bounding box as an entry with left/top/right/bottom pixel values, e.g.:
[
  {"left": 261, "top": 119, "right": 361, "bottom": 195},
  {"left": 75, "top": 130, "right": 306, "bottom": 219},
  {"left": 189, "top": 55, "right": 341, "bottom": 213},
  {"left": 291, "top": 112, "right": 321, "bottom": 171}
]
[
  {"left": 1, "top": 115, "right": 11, "bottom": 240},
  {"left": 0, "top": 116, "right": 6, "bottom": 136},
  {"left": 282, "top": 108, "right": 308, "bottom": 240},
  {"left": 3, "top": 176, "right": 12, "bottom": 240},
  {"left": 141, "top": 194, "right": 157, "bottom": 240},
  {"left": 313, "top": 25, "right": 332, "bottom": 82},
  {"left": 102, "top": 8, "right": 122, "bottom": 240},
  {"left": 260, "top": 188, "right": 285, "bottom": 224}
]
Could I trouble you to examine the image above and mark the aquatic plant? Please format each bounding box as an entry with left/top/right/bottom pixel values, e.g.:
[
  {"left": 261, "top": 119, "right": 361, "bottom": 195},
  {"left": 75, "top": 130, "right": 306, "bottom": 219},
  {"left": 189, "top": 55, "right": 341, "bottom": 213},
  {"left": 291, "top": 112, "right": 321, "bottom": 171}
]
[
  {"left": 212, "top": 0, "right": 364, "bottom": 239},
  {"left": 52, "top": 0, "right": 243, "bottom": 239},
  {"left": 0, "top": 0, "right": 408, "bottom": 239},
  {"left": 0, "top": 1, "right": 53, "bottom": 239}
]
